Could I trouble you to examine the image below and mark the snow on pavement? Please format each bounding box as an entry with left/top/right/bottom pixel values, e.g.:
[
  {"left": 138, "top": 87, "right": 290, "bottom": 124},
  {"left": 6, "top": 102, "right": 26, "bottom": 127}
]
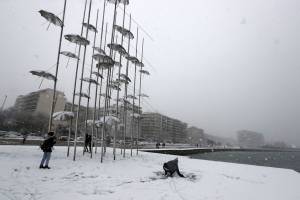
[{"left": 0, "top": 145, "right": 299, "bottom": 200}]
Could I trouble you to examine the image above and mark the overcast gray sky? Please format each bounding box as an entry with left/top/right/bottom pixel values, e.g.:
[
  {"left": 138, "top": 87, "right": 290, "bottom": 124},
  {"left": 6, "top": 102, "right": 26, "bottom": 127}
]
[{"left": 0, "top": 0, "right": 299, "bottom": 145}]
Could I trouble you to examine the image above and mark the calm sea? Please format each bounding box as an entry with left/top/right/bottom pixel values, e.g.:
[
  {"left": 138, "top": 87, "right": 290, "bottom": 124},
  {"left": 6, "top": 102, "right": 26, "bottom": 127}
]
[{"left": 189, "top": 151, "right": 300, "bottom": 173}]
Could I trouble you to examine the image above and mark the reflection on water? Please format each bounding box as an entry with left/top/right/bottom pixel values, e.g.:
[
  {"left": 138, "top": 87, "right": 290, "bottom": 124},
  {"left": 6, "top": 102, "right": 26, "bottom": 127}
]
[{"left": 189, "top": 151, "right": 300, "bottom": 172}]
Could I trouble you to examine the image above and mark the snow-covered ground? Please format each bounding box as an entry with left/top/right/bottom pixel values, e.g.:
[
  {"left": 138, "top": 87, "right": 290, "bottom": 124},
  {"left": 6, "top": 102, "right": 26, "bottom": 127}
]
[{"left": 0, "top": 145, "right": 299, "bottom": 200}]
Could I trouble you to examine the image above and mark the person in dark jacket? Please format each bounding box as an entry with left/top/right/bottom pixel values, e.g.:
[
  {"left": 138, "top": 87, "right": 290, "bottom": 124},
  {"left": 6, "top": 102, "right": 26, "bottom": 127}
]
[
  {"left": 84, "top": 134, "right": 92, "bottom": 153},
  {"left": 39, "top": 131, "right": 56, "bottom": 169},
  {"left": 163, "top": 158, "right": 185, "bottom": 177}
]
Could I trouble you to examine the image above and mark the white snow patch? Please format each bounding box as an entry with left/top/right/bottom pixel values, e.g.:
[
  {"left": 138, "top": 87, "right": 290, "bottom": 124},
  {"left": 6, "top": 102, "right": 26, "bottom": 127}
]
[{"left": 0, "top": 145, "right": 299, "bottom": 200}]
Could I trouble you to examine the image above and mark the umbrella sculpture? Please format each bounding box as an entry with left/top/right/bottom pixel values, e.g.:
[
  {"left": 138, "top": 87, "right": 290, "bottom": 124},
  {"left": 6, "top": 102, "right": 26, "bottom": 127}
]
[
  {"left": 92, "top": 71, "right": 103, "bottom": 79},
  {"left": 81, "top": 77, "right": 99, "bottom": 85},
  {"left": 140, "top": 69, "right": 150, "bottom": 75},
  {"left": 107, "top": 43, "right": 128, "bottom": 56},
  {"left": 83, "top": 22, "right": 98, "bottom": 33},
  {"left": 107, "top": 0, "right": 129, "bottom": 5},
  {"left": 114, "top": 25, "right": 134, "bottom": 39},
  {"left": 53, "top": 111, "right": 74, "bottom": 121},
  {"left": 97, "top": 116, "right": 120, "bottom": 126},
  {"left": 126, "top": 55, "right": 139, "bottom": 64},
  {"left": 108, "top": 84, "right": 121, "bottom": 91},
  {"left": 39, "top": 10, "right": 63, "bottom": 27},
  {"left": 30, "top": 70, "right": 56, "bottom": 81},
  {"left": 127, "top": 94, "right": 137, "bottom": 99},
  {"left": 65, "top": 34, "right": 90, "bottom": 46},
  {"left": 75, "top": 92, "right": 90, "bottom": 99},
  {"left": 60, "top": 51, "right": 79, "bottom": 59},
  {"left": 115, "top": 78, "right": 129, "bottom": 84},
  {"left": 93, "top": 47, "right": 106, "bottom": 55},
  {"left": 139, "top": 93, "right": 149, "bottom": 98},
  {"left": 119, "top": 73, "right": 131, "bottom": 82},
  {"left": 93, "top": 54, "right": 115, "bottom": 68}
]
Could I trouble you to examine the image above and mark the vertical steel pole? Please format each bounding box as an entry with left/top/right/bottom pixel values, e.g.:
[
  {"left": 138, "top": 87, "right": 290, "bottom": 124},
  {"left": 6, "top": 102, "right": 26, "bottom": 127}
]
[
  {"left": 130, "top": 27, "right": 138, "bottom": 156},
  {"left": 96, "top": 23, "right": 108, "bottom": 154},
  {"left": 137, "top": 38, "right": 144, "bottom": 155},
  {"left": 48, "top": 0, "right": 68, "bottom": 132},
  {"left": 113, "top": 2, "right": 127, "bottom": 160},
  {"left": 67, "top": 0, "right": 88, "bottom": 157},
  {"left": 73, "top": 0, "right": 93, "bottom": 161},
  {"left": 83, "top": 9, "right": 99, "bottom": 158},
  {"left": 93, "top": 0, "right": 107, "bottom": 154},
  {"left": 101, "top": 0, "right": 118, "bottom": 163},
  {"left": 122, "top": 14, "right": 132, "bottom": 158}
]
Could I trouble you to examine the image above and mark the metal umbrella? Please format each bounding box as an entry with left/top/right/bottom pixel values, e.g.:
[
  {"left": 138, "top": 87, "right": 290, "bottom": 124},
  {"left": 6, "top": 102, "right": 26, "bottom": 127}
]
[
  {"left": 75, "top": 92, "right": 90, "bottom": 99},
  {"left": 81, "top": 77, "right": 99, "bottom": 85},
  {"left": 127, "top": 94, "right": 137, "bottom": 100},
  {"left": 119, "top": 73, "right": 131, "bottom": 82},
  {"left": 139, "top": 93, "right": 149, "bottom": 98},
  {"left": 65, "top": 34, "right": 90, "bottom": 46},
  {"left": 114, "top": 25, "right": 134, "bottom": 39},
  {"left": 93, "top": 54, "right": 115, "bottom": 68},
  {"left": 39, "top": 10, "right": 63, "bottom": 27},
  {"left": 115, "top": 78, "right": 128, "bottom": 84},
  {"left": 125, "top": 55, "right": 139, "bottom": 64},
  {"left": 53, "top": 111, "right": 74, "bottom": 121},
  {"left": 83, "top": 22, "right": 97, "bottom": 33},
  {"left": 140, "top": 69, "right": 150, "bottom": 75},
  {"left": 30, "top": 70, "right": 56, "bottom": 81},
  {"left": 93, "top": 47, "right": 106, "bottom": 55},
  {"left": 92, "top": 71, "right": 103, "bottom": 79},
  {"left": 98, "top": 115, "right": 120, "bottom": 126},
  {"left": 107, "top": 43, "right": 128, "bottom": 56},
  {"left": 107, "top": 0, "right": 129, "bottom": 5},
  {"left": 60, "top": 51, "right": 79, "bottom": 59},
  {"left": 108, "top": 84, "right": 121, "bottom": 91}
]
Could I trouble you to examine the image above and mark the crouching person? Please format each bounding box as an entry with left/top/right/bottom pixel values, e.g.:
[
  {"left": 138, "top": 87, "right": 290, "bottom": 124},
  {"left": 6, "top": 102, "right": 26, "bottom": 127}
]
[
  {"left": 163, "top": 158, "right": 185, "bottom": 177},
  {"left": 39, "top": 131, "right": 56, "bottom": 169}
]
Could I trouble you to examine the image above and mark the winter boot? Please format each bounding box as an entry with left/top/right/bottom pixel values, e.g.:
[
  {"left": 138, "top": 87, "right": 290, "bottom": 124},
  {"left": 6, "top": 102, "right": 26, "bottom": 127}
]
[
  {"left": 44, "top": 166, "right": 51, "bottom": 169},
  {"left": 39, "top": 165, "right": 44, "bottom": 169}
]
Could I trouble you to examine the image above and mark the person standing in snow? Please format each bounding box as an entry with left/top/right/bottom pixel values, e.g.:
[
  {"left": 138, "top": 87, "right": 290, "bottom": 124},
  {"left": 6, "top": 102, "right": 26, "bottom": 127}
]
[
  {"left": 163, "top": 158, "right": 185, "bottom": 177},
  {"left": 39, "top": 131, "right": 56, "bottom": 169}
]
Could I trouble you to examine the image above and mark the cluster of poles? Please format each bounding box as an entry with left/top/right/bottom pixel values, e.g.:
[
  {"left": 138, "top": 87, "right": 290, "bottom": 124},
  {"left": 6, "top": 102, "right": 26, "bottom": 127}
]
[{"left": 30, "top": 0, "right": 150, "bottom": 162}]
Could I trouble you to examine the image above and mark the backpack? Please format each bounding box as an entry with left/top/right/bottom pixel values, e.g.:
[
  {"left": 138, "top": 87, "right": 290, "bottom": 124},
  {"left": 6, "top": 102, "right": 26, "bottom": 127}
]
[{"left": 40, "top": 141, "right": 46, "bottom": 151}]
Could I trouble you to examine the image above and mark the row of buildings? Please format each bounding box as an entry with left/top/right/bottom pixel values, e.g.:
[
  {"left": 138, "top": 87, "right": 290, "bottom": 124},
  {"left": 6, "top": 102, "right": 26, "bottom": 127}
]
[{"left": 14, "top": 89, "right": 189, "bottom": 143}]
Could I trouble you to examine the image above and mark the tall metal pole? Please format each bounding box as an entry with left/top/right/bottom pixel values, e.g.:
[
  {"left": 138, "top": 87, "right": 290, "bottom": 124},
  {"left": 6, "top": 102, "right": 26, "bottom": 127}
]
[
  {"left": 122, "top": 14, "right": 132, "bottom": 158},
  {"left": 130, "top": 27, "right": 138, "bottom": 156},
  {"left": 73, "top": 0, "right": 93, "bottom": 161},
  {"left": 137, "top": 38, "right": 144, "bottom": 155},
  {"left": 67, "top": 0, "right": 88, "bottom": 157},
  {"left": 0, "top": 95, "right": 7, "bottom": 112},
  {"left": 96, "top": 23, "right": 108, "bottom": 154},
  {"left": 101, "top": 0, "right": 118, "bottom": 163},
  {"left": 113, "top": 2, "right": 127, "bottom": 160},
  {"left": 48, "top": 0, "right": 68, "bottom": 132},
  {"left": 83, "top": 9, "right": 99, "bottom": 158},
  {"left": 93, "top": 0, "right": 107, "bottom": 155}
]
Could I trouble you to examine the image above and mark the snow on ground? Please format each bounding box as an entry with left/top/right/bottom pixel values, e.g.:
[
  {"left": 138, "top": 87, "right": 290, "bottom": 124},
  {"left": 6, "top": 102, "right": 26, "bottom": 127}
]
[{"left": 0, "top": 145, "right": 299, "bottom": 200}]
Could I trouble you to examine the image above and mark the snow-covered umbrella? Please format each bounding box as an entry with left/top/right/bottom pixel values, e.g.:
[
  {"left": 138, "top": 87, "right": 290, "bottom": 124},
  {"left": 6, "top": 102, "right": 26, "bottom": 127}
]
[
  {"left": 107, "top": 0, "right": 129, "bottom": 5},
  {"left": 97, "top": 115, "right": 120, "bottom": 126},
  {"left": 53, "top": 111, "right": 74, "bottom": 121},
  {"left": 100, "top": 93, "right": 111, "bottom": 99},
  {"left": 114, "top": 25, "right": 134, "bottom": 39},
  {"left": 30, "top": 70, "right": 56, "bottom": 81},
  {"left": 60, "top": 51, "right": 79, "bottom": 59},
  {"left": 93, "top": 47, "right": 106, "bottom": 55},
  {"left": 126, "top": 55, "right": 139, "bottom": 64},
  {"left": 93, "top": 54, "right": 115, "bottom": 68},
  {"left": 140, "top": 69, "right": 150, "bottom": 75},
  {"left": 139, "top": 93, "right": 149, "bottom": 98},
  {"left": 65, "top": 34, "right": 90, "bottom": 46},
  {"left": 114, "top": 61, "right": 122, "bottom": 67},
  {"left": 39, "top": 10, "right": 63, "bottom": 27},
  {"left": 115, "top": 78, "right": 128, "bottom": 84},
  {"left": 119, "top": 73, "right": 131, "bottom": 82},
  {"left": 92, "top": 71, "right": 103, "bottom": 79},
  {"left": 108, "top": 84, "right": 121, "bottom": 91},
  {"left": 81, "top": 77, "right": 99, "bottom": 85},
  {"left": 75, "top": 92, "right": 90, "bottom": 99},
  {"left": 114, "top": 98, "right": 130, "bottom": 104},
  {"left": 83, "top": 22, "right": 97, "bottom": 33},
  {"left": 107, "top": 43, "right": 128, "bottom": 56},
  {"left": 130, "top": 113, "right": 141, "bottom": 119},
  {"left": 127, "top": 94, "right": 137, "bottom": 100}
]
